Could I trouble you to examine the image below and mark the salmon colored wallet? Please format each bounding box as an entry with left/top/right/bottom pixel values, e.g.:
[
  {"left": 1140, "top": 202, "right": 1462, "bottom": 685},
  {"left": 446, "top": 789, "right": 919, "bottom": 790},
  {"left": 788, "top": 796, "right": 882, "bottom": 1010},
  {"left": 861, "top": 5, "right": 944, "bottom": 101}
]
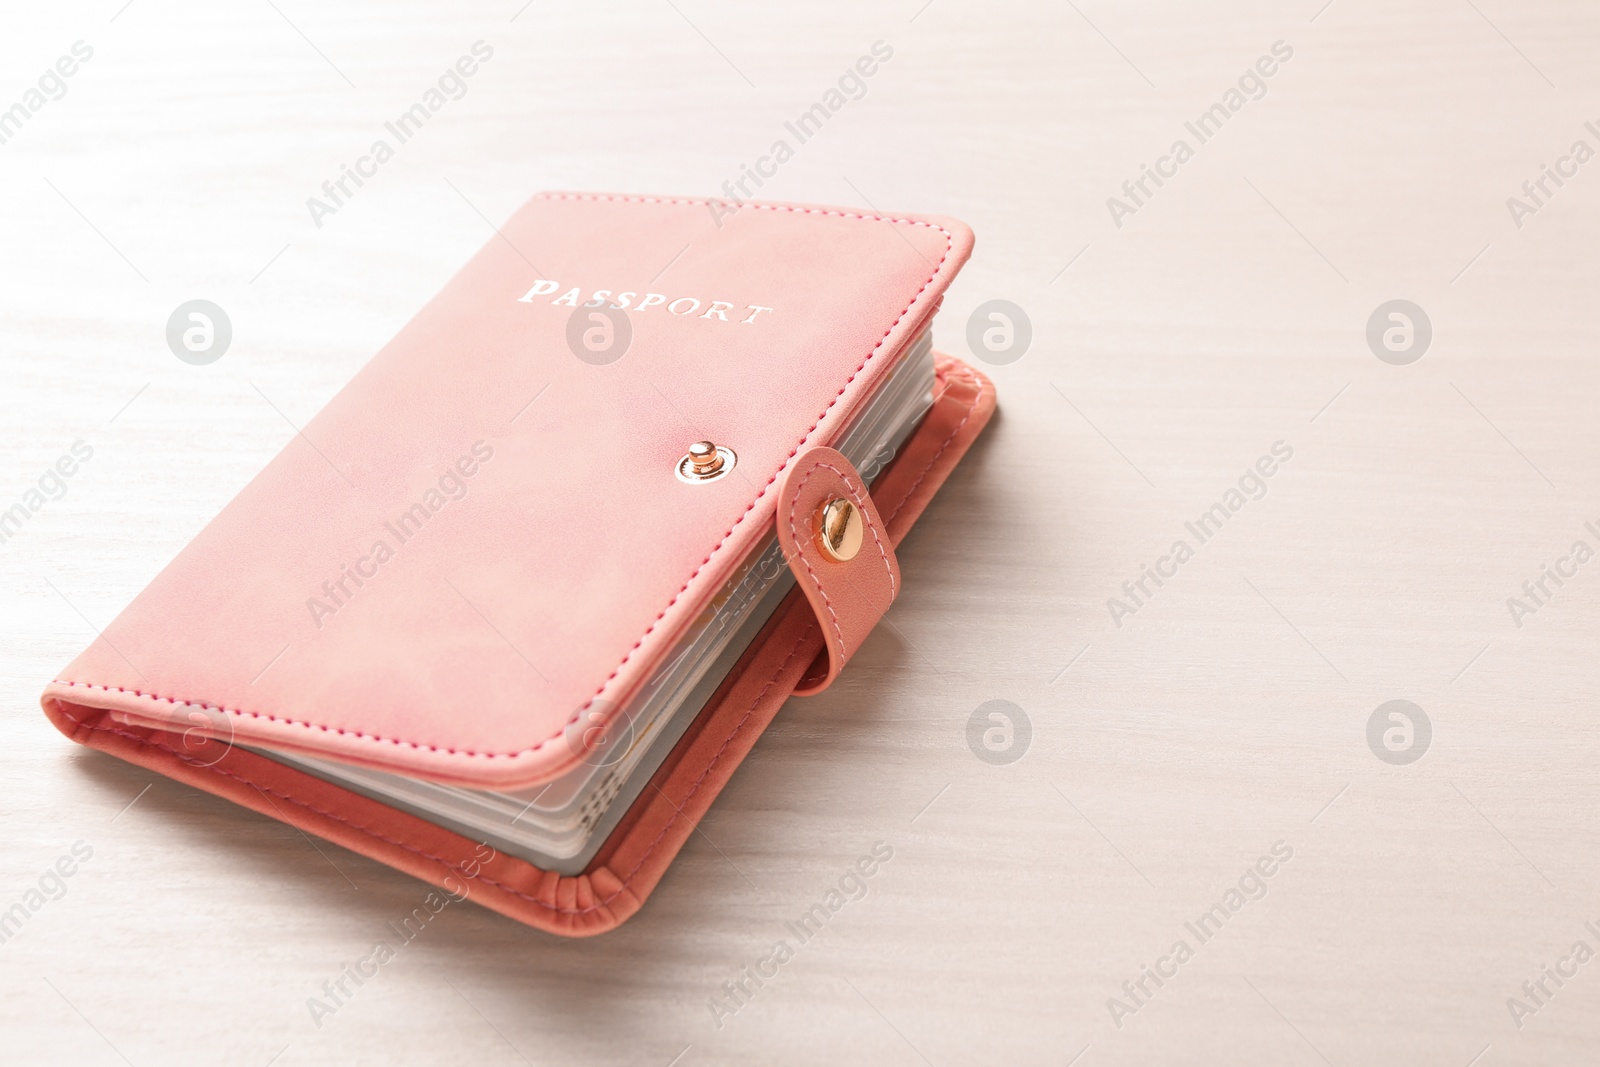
[{"left": 40, "top": 192, "right": 995, "bottom": 936}]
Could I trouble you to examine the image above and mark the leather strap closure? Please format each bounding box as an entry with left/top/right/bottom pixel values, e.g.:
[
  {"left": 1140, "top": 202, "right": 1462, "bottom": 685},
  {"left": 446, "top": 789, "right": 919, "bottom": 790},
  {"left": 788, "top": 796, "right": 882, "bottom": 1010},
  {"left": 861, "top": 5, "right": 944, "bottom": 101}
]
[{"left": 775, "top": 446, "right": 900, "bottom": 696}]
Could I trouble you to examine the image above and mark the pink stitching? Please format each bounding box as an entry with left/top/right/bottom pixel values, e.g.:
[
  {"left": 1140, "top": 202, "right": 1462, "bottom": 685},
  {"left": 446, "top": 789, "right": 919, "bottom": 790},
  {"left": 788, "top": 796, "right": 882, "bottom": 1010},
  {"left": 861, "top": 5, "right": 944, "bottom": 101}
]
[
  {"left": 783, "top": 459, "right": 843, "bottom": 652},
  {"left": 51, "top": 193, "right": 955, "bottom": 762},
  {"left": 883, "top": 363, "right": 986, "bottom": 528},
  {"left": 794, "top": 365, "right": 981, "bottom": 682},
  {"left": 832, "top": 461, "right": 898, "bottom": 600},
  {"left": 783, "top": 456, "right": 897, "bottom": 689},
  {"left": 50, "top": 626, "right": 816, "bottom": 918},
  {"left": 785, "top": 461, "right": 897, "bottom": 625},
  {"left": 45, "top": 373, "right": 984, "bottom": 920},
  {"left": 808, "top": 461, "right": 899, "bottom": 600}
]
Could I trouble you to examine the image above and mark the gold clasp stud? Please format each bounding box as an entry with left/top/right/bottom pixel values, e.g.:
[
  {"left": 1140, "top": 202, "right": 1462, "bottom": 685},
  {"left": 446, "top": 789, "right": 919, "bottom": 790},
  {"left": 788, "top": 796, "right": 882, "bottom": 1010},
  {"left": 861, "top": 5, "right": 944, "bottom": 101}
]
[
  {"left": 817, "top": 498, "right": 863, "bottom": 562},
  {"left": 677, "top": 440, "right": 736, "bottom": 483}
]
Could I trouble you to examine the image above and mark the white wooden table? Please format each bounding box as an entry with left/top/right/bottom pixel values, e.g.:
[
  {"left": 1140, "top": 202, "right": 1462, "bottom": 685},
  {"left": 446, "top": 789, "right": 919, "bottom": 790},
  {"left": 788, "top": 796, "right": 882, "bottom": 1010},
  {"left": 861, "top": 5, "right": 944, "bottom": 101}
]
[{"left": 4, "top": 1, "right": 1598, "bottom": 1063}]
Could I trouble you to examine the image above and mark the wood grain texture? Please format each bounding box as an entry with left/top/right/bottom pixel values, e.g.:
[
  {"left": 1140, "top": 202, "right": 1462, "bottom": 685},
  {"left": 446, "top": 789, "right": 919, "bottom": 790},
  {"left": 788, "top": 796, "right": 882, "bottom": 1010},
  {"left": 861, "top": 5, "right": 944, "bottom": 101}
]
[{"left": 3, "top": 1, "right": 1598, "bottom": 1064}]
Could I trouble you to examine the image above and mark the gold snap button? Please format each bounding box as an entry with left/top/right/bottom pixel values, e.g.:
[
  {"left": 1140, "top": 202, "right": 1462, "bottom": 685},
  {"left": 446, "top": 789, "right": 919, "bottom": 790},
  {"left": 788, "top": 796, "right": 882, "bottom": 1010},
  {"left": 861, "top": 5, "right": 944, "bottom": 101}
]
[
  {"left": 688, "top": 440, "right": 721, "bottom": 475},
  {"left": 817, "top": 497, "right": 863, "bottom": 562},
  {"left": 677, "top": 440, "right": 736, "bottom": 483}
]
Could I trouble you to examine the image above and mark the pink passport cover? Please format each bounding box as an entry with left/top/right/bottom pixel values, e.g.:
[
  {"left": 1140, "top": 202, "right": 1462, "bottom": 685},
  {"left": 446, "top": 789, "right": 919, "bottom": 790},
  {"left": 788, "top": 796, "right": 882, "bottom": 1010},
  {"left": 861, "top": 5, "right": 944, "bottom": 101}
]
[
  {"left": 43, "top": 192, "right": 971, "bottom": 789},
  {"left": 40, "top": 192, "right": 997, "bottom": 934}
]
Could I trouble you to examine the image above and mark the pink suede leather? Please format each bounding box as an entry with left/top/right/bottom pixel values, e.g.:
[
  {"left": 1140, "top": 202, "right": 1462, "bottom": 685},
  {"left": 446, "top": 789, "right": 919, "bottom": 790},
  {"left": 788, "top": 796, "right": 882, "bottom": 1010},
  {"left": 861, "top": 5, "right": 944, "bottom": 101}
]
[
  {"left": 39, "top": 192, "right": 973, "bottom": 790},
  {"left": 41, "top": 356, "right": 995, "bottom": 936},
  {"left": 775, "top": 446, "right": 899, "bottom": 696}
]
